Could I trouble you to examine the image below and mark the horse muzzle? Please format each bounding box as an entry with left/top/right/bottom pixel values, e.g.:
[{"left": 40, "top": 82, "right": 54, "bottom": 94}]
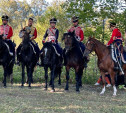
[{"left": 43, "top": 57, "right": 50, "bottom": 65}]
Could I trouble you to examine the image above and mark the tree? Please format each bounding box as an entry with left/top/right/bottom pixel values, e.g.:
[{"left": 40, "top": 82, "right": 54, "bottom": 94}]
[
  {"left": 0, "top": 0, "right": 31, "bottom": 28},
  {"left": 31, "top": 0, "right": 48, "bottom": 16},
  {"left": 63, "top": 0, "right": 126, "bottom": 43}
]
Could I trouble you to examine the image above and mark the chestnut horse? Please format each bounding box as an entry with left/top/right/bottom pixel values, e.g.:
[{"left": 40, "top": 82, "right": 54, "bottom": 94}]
[{"left": 84, "top": 37, "right": 118, "bottom": 96}]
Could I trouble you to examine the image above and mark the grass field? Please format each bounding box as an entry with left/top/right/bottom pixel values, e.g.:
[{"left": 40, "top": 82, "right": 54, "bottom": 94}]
[
  {"left": 0, "top": 83, "right": 126, "bottom": 113},
  {"left": 0, "top": 56, "right": 125, "bottom": 113}
]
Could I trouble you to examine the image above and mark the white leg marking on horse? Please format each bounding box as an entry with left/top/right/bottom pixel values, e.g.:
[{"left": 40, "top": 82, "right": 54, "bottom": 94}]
[
  {"left": 113, "top": 85, "right": 117, "bottom": 96},
  {"left": 100, "top": 86, "right": 105, "bottom": 95},
  {"left": 44, "top": 48, "right": 47, "bottom": 57}
]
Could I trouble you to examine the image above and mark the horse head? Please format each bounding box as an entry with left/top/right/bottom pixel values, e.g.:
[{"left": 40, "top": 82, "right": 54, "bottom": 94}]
[
  {"left": 42, "top": 42, "right": 54, "bottom": 65},
  {"left": 84, "top": 37, "right": 96, "bottom": 57},
  {"left": 62, "top": 31, "right": 78, "bottom": 51},
  {"left": 20, "top": 29, "right": 31, "bottom": 51}
]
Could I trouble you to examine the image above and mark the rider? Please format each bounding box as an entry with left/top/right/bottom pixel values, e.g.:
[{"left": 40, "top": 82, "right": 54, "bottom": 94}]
[
  {"left": 0, "top": 15, "right": 15, "bottom": 58},
  {"left": 68, "top": 16, "right": 85, "bottom": 53},
  {"left": 107, "top": 22, "right": 123, "bottom": 70},
  {"left": 17, "top": 18, "right": 40, "bottom": 62},
  {"left": 107, "top": 22, "right": 123, "bottom": 46},
  {"left": 42, "top": 17, "right": 63, "bottom": 62}
]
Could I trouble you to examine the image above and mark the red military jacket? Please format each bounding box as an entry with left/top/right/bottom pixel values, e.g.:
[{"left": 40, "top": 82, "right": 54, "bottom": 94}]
[
  {"left": 68, "top": 26, "right": 84, "bottom": 41},
  {"left": 0, "top": 24, "right": 13, "bottom": 39},
  {"left": 24, "top": 26, "right": 37, "bottom": 40},
  {"left": 107, "top": 28, "right": 123, "bottom": 46}
]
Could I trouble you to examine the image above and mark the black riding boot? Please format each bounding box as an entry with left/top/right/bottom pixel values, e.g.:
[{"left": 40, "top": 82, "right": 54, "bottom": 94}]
[{"left": 114, "top": 62, "right": 119, "bottom": 70}]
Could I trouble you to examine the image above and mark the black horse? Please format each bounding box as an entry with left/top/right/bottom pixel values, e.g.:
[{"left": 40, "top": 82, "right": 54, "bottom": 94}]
[
  {"left": 40, "top": 42, "right": 63, "bottom": 92},
  {"left": 62, "top": 32, "right": 87, "bottom": 92},
  {"left": 16, "top": 30, "right": 38, "bottom": 88},
  {"left": 0, "top": 35, "right": 14, "bottom": 87}
]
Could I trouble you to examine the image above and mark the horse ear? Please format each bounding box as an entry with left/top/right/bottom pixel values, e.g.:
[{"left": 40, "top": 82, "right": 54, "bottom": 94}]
[
  {"left": 89, "top": 36, "right": 92, "bottom": 39},
  {"left": 62, "top": 33, "right": 67, "bottom": 41},
  {"left": 72, "top": 30, "right": 76, "bottom": 37}
]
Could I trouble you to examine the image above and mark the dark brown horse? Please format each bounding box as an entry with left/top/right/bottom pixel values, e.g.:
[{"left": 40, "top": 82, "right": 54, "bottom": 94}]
[
  {"left": 62, "top": 32, "right": 86, "bottom": 92},
  {"left": 84, "top": 37, "right": 117, "bottom": 96}
]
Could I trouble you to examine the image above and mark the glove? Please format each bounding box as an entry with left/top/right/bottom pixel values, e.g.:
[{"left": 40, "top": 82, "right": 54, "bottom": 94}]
[
  {"left": 76, "top": 36, "right": 81, "bottom": 41},
  {"left": 42, "top": 40, "right": 45, "bottom": 44}
]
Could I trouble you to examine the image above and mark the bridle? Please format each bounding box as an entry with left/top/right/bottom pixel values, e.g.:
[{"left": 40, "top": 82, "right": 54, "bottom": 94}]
[{"left": 85, "top": 40, "right": 96, "bottom": 56}]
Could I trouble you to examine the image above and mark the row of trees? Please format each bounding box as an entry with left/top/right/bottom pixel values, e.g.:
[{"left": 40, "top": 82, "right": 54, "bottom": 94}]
[
  {"left": 0, "top": 0, "right": 126, "bottom": 47},
  {"left": 63, "top": 0, "right": 126, "bottom": 43}
]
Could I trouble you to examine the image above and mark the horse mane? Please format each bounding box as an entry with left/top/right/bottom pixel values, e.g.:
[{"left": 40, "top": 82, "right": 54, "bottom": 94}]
[
  {"left": 43, "top": 42, "right": 53, "bottom": 49},
  {"left": 90, "top": 37, "right": 107, "bottom": 49}
]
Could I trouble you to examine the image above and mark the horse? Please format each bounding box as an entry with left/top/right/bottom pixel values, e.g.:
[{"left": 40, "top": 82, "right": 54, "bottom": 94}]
[
  {"left": 62, "top": 32, "right": 86, "bottom": 92},
  {"left": 84, "top": 37, "right": 118, "bottom": 96},
  {"left": 0, "top": 35, "right": 15, "bottom": 87},
  {"left": 40, "top": 42, "right": 63, "bottom": 92},
  {"left": 16, "top": 30, "right": 38, "bottom": 88}
]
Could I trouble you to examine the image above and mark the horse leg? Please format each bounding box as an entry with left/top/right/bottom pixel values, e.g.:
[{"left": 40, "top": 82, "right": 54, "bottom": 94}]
[
  {"left": 21, "top": 64, "right": 25, "bottom": 87},
  {"left": 75, "top": 73, "right": 80, "bottom": 92},
  {"left": 10, "top": 74, "right": 13, "bottom": 85},
  {"left": 50, "top": 66, "right": 56, "bottom": 92},
  {"left": 49, "top": 73, "right": 52, "bottom": 86},
  {"left": 8, "top": 65, "right": 13, "bottom": 84},
  {"left": 31, "top": 69, "right": 34, "bottom": 83},
  {"left": 110, "top": 70, "right": 117, "bottom": 96},
  {"left": 100, "top": 71, "right": 106, "bottom": 95},
  {"left": 44, "top": 67, "right": 48, "bottom": 90},
  {"left": 28, "top": 67, "right": 32, "bottom": 88},
  {"left": 3, "top": 67, "right": 7, "bottom": 87},
  {"left": 78, "top": 69, "right": 83, "bottom": 87},
  {"left": 58, "top": 69, "right": 61, "bottom": 85},
  {"left": 65, "top": 66, "right": 70, "bottom": 90}
]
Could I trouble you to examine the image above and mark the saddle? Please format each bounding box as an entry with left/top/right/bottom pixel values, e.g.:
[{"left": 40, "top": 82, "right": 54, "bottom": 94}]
[
  {"left": 111, "top": 42, "right": 126, "bottom": 64},
  {"left": 19, "top": 42, "right": 36, "bottom": 55}
]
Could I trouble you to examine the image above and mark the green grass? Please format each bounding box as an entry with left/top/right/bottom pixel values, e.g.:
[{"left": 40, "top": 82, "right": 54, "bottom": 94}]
[
  {"left": 0, "top": 56, "right": 125, "bottom": 112},
  {"left": 0, "top": 83, "right": 126, "bottom": 113}
]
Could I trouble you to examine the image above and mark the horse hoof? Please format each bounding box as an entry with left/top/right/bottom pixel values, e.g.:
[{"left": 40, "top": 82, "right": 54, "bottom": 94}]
[
  {"left": 100, "top": 92, "right": 104, "bottom": 95},
  {"left": 43, "top": 88, "right": 47, "bottom": 91},
  {"left": 76, "top": 90, "right": 80, "bottom": 92},
  {"left": 112, "top": 94, "right": 117, "bottom": 97},
  {"left": 28, "top": 86, "right": 31, "bottom": 89},
  {"left": 65, "top": 88, "right": 68, "bottom": 91},
  {"left": 3, "top": 86, "right": 7, "bottom": 88},
  {"left": 79, "top": 86, "right": 82, "bottom": 88},
  {"left": 58, "top": 83, "right": 61, "bottom": 86},
  {"left": 21, "top": 85, "right": 24, "bottom": 88},
  {"left": 11, "top": 81, "right": 13, "bottom": 85},
  {"left": 113, "top": 93, "right": 117, "bottom": 97},
  {"left": 50, "top": 89, "right": 55, "bottom": 92},
  {"left": 49, "top": 84, "right": 52, "bottom": 86}
]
